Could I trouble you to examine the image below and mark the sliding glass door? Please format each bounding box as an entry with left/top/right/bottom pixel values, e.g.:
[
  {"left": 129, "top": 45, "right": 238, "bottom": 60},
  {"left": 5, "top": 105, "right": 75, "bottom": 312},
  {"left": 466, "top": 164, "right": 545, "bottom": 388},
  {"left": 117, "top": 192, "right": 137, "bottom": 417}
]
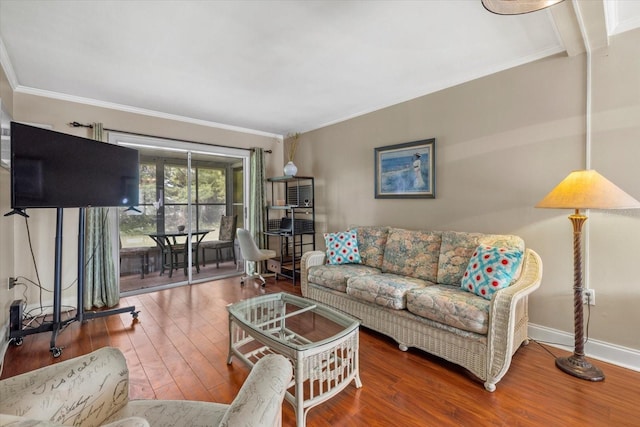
[{"left": 110, "top": 132, "right": 249, "bottom": 294}]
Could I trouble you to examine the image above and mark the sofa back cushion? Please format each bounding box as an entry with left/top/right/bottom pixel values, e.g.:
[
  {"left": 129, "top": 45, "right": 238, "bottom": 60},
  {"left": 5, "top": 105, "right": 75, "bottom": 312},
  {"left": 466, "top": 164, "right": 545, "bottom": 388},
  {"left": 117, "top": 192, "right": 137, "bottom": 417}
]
[
  {"left": 354, "top": 225, "right": 390, "bottom": 269},
  {"left": 437, "top": 231, "right": 525, "bottom": 285},
  {"left": 381, "top": 228, "right": 442, "bottom": 282}
]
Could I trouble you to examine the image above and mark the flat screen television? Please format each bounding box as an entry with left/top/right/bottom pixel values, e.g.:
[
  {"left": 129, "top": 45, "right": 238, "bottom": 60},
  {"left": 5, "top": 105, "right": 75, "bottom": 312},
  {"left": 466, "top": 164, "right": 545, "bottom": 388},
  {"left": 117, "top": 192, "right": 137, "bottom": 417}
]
[{"left": 10, "top": 122, "right": 139, "bottom": 209}]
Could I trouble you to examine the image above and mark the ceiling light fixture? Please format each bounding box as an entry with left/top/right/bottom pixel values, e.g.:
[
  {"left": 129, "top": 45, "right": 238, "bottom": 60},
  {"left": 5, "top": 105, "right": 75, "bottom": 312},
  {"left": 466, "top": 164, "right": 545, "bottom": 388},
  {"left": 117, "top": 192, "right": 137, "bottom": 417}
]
[{"left": 481, "top": 0, "right": 565, "bottom": 15}]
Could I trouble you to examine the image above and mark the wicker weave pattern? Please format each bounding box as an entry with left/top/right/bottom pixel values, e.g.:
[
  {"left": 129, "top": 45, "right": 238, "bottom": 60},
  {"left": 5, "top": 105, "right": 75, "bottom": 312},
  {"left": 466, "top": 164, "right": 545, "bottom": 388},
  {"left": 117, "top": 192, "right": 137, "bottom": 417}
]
[
  {"left": 227, "top": 292, "right": 362, "bottom": 426},
  {"left": 301, "top": 246, "right": 542, "bottom": 391}
]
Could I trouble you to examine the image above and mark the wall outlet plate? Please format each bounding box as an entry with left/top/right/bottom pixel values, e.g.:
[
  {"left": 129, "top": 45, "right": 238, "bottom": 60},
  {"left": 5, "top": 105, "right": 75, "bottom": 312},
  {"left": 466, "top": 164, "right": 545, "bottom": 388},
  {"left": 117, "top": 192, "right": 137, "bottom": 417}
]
[
  {"left": 8, "top": 277, "right": 16, "bottom": 289},
  {"left": 582, "top": 289, "right": 595, "bottom": 305}
]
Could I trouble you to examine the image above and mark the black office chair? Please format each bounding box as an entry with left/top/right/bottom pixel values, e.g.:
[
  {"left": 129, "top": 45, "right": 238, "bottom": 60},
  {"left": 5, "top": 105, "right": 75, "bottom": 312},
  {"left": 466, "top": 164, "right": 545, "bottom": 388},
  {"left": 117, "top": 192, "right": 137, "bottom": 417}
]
[{"left": 201, "top": 215, "right": 238, "bottom": 268}]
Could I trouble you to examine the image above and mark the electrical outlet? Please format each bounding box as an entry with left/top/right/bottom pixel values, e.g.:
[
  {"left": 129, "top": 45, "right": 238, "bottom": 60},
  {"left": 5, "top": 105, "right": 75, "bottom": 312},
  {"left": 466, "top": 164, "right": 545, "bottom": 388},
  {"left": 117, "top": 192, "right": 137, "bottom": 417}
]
[
  {"left": 8, "top": 277, "right": 17, "bottom": 289},
  {"left": 582, "top": 288, "right": 595, "bottom": 305}
]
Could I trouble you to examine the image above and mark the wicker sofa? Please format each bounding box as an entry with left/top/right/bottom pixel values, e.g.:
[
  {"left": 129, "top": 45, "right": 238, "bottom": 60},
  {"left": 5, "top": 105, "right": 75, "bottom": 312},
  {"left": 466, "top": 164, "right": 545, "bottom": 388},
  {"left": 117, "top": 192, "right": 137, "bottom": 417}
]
[{"left": 300, "top": 226, "right": 542, "bottom": 391}]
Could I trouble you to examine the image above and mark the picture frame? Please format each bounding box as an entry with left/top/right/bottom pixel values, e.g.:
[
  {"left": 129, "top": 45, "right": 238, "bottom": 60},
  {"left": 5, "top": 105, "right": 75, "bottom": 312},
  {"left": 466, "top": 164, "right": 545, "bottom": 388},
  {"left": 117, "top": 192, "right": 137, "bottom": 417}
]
[{"left": 374, "top": 138, "right": 435, "bottom": 199}]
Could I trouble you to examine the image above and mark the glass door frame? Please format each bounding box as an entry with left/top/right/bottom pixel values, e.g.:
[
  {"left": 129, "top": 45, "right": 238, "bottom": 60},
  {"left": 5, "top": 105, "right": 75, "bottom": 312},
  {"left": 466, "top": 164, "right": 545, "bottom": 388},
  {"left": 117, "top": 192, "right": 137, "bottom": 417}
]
[{"left": 108, "top": 131, "right": 250, "bottom": 288}]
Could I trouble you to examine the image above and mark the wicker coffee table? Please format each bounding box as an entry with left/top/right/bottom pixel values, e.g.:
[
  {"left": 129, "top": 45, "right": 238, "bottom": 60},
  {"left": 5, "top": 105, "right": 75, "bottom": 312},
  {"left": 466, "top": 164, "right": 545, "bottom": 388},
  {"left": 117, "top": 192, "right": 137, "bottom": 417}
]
[{"left": 227, "top": 292, "right": 362, "bottom": 427}]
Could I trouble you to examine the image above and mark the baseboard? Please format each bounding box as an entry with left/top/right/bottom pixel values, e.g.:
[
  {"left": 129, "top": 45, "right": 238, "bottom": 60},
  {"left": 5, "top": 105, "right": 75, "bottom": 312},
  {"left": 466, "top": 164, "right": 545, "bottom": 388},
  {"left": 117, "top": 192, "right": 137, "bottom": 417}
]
[{"left": 528, "top": 323, "right": 640, "bottom": 372}]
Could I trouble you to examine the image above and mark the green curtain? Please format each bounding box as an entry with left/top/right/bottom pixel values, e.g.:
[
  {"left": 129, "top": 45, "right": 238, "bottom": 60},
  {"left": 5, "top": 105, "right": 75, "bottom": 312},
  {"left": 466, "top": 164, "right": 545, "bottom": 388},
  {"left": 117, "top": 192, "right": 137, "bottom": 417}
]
[
  {"left": 84, "top": 123, "right": 119, "bottom": 309},
  {"left": 247, "top": 148, "right": 266, "bottom": 275}
]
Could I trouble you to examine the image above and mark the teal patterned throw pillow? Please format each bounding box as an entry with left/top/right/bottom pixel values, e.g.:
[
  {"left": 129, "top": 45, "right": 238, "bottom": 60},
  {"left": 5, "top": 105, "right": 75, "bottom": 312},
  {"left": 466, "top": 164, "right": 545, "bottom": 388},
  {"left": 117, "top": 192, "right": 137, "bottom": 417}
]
[
  {"left": 324, "top": 230, "right": 362, "bottom": 265},
  {"left": 461, "top": 245, "right": 523, "bottom": 300}
]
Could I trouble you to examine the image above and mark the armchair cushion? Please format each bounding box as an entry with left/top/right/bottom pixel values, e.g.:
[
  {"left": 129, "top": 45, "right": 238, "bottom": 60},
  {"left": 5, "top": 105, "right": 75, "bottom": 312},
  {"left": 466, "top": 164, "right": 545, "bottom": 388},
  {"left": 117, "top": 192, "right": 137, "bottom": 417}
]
[
  {"left": 0, "top": 415, "right": 150, "bottom": 427},
  {"left": 1, "top": 348, "right": 293, "bottom": 427},
  {"left": 220, "top": 354, "right": 292, "bottom": 426},
  {"left": 0, "top": 347, "right": 129, "bottom": 427},
  {"left": 107, "top": 401, "right": 228, "bottom": 427}
]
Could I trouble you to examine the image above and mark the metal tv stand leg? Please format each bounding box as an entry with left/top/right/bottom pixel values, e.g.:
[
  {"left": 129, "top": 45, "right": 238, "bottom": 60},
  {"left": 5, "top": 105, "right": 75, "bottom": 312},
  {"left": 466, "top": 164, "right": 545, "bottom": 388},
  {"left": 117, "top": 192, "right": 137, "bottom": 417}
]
[{"left": 76, "top": 208, "right": 140, "bottom": 325}]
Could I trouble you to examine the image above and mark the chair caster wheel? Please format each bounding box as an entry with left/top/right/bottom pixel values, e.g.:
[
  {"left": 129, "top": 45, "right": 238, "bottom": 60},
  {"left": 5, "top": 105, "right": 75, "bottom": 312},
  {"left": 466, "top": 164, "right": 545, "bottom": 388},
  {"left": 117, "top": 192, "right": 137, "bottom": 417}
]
[
  {"left": 51, "top": 347, "right": 62, "bottom": 358},
  {"left": 13, "top": 337, "right": 23, "bottom": 346}
]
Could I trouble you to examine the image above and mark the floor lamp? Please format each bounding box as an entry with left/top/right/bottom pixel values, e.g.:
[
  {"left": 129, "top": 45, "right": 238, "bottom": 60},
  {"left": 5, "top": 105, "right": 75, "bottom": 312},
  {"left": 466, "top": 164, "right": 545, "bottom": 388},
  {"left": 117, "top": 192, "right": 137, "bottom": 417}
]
[{"left": 536, "top": 169, "right": 640, "bottom": 381}]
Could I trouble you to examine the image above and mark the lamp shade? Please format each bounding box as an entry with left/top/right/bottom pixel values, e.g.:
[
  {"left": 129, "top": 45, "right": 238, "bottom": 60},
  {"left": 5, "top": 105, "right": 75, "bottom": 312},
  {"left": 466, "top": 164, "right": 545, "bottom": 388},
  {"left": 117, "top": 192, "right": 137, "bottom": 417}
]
[
  {"left": 482, "top": 0, "right": 565, "bottom": 15},
  {"left": 536, "top": 170, "right": 640, "bottom": 210}
]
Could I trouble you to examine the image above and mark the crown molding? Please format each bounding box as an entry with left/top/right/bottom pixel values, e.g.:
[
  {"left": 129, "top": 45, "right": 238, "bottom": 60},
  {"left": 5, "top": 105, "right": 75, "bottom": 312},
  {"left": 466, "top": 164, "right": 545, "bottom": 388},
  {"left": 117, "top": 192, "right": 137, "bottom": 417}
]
[
  {"left": 1, "top": 35, "right": 280, "bottom": 139},
  {"left": 13, "top": 85, "right": 282, "bottom": 139},
  {"left": 3, "top": 78, "right": 280, "bottom": 141},
  {"left": 0, "top": 37, "right": 19, "bottom": 90}
]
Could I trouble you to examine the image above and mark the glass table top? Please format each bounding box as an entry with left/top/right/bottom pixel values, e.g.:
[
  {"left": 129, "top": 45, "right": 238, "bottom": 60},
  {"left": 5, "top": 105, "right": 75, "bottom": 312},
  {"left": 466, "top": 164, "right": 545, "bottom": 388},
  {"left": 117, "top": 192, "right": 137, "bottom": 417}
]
[{"left": 227, "top": 292, "right": 359, "bottom": 351}]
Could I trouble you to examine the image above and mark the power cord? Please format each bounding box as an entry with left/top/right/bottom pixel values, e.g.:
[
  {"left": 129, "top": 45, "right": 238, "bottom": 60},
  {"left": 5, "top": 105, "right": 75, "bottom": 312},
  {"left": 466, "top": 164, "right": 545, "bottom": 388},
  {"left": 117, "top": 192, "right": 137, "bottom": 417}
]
[
  {"left": 17, "top": 207, "right": 111, "bottom": 311},
  {"left": 529, "top": 293, "right": 593, "bottom": 359},
  {"left": 24, "top": 216, "right": 44, "bottom": 311},
  {"left": 4, "top": 207, "right": 116, "bottom": 365}
]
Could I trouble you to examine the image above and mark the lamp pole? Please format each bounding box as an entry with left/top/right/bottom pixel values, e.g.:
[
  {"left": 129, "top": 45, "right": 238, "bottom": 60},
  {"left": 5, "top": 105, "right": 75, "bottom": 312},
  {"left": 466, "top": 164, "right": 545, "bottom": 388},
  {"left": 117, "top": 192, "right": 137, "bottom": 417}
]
[{"left": 555, "top": 209, "right": 604, "bottom": 381}]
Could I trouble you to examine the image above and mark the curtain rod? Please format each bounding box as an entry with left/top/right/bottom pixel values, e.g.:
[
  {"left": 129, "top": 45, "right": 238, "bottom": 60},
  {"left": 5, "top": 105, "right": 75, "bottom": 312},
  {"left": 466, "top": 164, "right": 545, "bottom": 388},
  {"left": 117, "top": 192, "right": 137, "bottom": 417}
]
[{"left": 67, "top": 121, "right": 272, "bottom": 153}]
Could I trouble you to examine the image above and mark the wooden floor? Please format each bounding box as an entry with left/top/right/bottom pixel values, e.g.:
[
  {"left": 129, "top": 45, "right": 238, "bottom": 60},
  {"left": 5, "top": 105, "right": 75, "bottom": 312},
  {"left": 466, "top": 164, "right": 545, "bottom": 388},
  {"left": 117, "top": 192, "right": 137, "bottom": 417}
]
[
  {"left": 119, "top": 258, "right": 241, "bottom": 293},
  {"left": 3, "top": 277, "right": 640, "bottom": 426}
]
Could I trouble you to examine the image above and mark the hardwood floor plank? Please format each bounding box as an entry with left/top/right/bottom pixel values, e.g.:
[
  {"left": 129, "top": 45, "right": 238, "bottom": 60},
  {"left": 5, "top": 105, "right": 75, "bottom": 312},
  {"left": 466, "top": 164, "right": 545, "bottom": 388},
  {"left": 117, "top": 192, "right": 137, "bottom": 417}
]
[{"left": 3, "top": 277, "right": 639, "bottom": 426}]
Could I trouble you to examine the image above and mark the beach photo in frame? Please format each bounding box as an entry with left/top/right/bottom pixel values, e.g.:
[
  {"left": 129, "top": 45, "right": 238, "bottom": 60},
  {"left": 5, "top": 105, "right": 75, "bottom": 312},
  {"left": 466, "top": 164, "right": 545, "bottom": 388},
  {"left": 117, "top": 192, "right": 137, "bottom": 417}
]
[{"left": 374, "top": 138, "right": 435, "bottom": 199}]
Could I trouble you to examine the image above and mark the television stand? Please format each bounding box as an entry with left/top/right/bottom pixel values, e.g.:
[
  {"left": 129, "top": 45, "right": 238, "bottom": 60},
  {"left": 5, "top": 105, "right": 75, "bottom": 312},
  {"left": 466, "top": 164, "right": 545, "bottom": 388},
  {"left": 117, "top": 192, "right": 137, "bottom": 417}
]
[
  {"left": 9, "top": 208, "right": 139, "bottom": 357},
  {"left": 76, "top": 207, "right": 139, "bottom": 326},
  {"left": 3, "top": 208, "right": 28, "bottom": 218}
]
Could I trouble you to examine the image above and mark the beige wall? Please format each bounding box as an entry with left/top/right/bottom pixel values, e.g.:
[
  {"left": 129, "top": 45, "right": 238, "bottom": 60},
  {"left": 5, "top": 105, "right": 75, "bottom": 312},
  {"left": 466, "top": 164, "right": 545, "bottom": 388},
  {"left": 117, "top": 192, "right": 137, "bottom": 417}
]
[
  {"left": 0, "top": 65, "right": 14, "bottom": 336},
  {"left": 295, "top": 28, "right": 640, "bottom": 351},
  {"left": 2, "top": 27, "right": 639, "bottom": 356}
]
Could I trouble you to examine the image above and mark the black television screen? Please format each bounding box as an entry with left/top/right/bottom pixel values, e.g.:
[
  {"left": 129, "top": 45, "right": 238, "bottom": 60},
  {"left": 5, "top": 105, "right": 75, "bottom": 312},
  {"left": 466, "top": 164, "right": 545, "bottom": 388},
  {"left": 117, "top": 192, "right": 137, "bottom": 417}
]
[{"left": 10, "top": 122, "right": 139, "bottom": 209}]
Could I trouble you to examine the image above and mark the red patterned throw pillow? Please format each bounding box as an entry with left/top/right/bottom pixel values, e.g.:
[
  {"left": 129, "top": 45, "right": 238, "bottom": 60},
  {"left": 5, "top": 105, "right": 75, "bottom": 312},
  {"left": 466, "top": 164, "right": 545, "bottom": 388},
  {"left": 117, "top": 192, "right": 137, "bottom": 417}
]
[
  {"left": 324, "top": 230, "right": 361, "bottom": 265},
  {"left": 461, "top": 245, "right": 523, "bottom": 300}
]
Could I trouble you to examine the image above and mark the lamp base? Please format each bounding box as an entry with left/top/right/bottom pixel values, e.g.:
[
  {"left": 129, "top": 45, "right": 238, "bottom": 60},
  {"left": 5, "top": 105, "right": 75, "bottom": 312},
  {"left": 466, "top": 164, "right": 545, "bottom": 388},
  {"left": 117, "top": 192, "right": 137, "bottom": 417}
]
[{"left": 556, "top": 355, "right": 605, "bottom": 381}]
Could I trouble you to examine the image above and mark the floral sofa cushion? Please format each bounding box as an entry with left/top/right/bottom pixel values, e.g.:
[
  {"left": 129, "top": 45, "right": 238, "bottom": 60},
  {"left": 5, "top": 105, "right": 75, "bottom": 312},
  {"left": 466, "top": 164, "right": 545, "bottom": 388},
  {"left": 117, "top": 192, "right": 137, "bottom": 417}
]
[
  {"left": 308, "top": 264, "right": 381, "bottom": 293},
  {"left": 354, "top": 225, "right": 389, "bottom": 269},
  {"left": 437, "top": 231, "right": 525, "bottom": 286},
  {"left": 406, "top": 284, "right": 491, "bottom": 334},
  {"left": 346, "top": 273, "right": 432, "bottom": 310},
  {"left": 381, "top": 228, "right": 442, "bottom": 282}
]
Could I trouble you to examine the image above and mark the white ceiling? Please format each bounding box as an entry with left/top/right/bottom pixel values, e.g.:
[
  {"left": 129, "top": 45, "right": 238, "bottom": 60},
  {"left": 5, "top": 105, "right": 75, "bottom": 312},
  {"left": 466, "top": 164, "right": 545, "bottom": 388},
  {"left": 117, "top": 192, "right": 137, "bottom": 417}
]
[{"left": 1, "top": 0, "right": 640, "bottom": 137}]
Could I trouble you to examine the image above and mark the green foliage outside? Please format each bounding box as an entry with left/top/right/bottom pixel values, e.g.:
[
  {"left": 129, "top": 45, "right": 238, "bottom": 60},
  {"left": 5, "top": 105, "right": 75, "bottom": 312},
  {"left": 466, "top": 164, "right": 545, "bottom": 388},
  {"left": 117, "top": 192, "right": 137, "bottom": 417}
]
[{"left": 120, "top": 161, "right": 229, "bottom": 248}]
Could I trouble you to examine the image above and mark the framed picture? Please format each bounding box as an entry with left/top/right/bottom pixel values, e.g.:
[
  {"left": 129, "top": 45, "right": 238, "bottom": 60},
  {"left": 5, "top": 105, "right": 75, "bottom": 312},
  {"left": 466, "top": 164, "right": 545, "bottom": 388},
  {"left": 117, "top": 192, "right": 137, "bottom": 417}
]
[{"left": 374, "top": 138, "right": 435, "bottom": 199}]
